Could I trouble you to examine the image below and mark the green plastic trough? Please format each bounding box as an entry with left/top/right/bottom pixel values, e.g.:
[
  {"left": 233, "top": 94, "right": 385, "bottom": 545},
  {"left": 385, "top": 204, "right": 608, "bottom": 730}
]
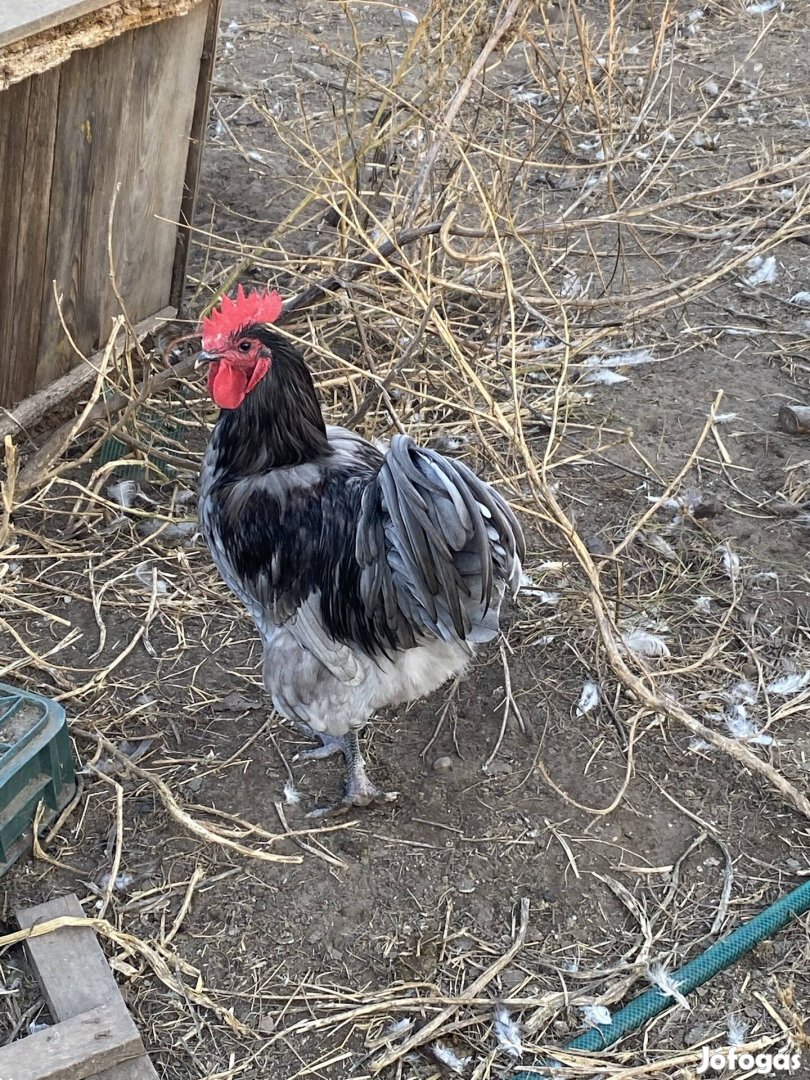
[{"left": 0, "top": 681, "right": 75, "bottom": 876}]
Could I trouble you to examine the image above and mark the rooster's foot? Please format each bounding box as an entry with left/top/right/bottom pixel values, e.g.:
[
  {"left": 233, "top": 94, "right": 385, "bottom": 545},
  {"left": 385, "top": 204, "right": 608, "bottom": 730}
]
[
  {"left": 341, "top": 778, "right": 399, "bottom": 809},
  {"left": 342, "top": 734, "right": 398, "bottom": 808},
  {"left": 306, "top": 780, "right": 397, "bottom": 818},
  {"left": 293, "top": 732, "right": 346, "bottom": 762},
  {"left": 304, "top": 730, "right": 397, "bottom": 815}
]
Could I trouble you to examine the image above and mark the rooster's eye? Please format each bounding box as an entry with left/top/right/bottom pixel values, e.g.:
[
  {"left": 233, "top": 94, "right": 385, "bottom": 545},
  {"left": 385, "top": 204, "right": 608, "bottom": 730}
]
[{"left": 238, "top": 340, "right": 252, "bottom": 353}]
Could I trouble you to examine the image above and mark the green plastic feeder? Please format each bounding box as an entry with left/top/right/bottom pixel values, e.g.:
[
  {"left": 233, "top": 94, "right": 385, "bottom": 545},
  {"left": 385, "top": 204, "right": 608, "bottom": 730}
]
[{"left": 0, "top": 682, "right": 76, "bottom": 876}]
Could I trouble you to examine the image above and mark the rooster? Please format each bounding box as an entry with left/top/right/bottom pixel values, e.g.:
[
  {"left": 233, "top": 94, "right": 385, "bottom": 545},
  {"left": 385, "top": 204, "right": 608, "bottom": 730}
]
[{"left": 196, "top": 287, "right": 524, "bottom": 809}]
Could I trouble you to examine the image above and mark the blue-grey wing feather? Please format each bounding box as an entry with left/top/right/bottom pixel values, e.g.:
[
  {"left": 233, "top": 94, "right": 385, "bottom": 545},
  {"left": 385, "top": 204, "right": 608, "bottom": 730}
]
[{"left": 357, "top": 434, "right": 524, "bottom": 651}]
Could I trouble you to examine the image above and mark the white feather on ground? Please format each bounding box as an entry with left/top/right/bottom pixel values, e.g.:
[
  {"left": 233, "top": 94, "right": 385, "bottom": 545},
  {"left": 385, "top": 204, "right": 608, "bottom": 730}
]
[
  {"left": 432, "top": 1042, "right": 472, "bottom": 1073},
  {"left": 741, "top": 254, "right": 778, "bottom": 286},
  {"left": 718, "top": 544, "right": 740, "bottom": 582},
  {"left": 493, "top": 1006, "right": 523, "bottom": 1058},
  {"left": 133, "top": 561, "right": 170, "bottom": 595},
  {"left": 576, "top": 680, "right": 601, "bottom": 717},
  {"left": 582, "top": 369, "right": 629, "bottom": 386},
  {"left": 766, "top": 672, "right": 810, "bottom": 696},
  {"left": 647, "top": 962, "right": 690, "bottom": 1009},
  {"left": 283, "top": 780, "right": 302, "bottom": 805},
  {"left": 723, "top": 706, "right": 774, "bottom": 746},
  {"left": 727, "top": 1013, "right": 748, "bottom": 1046},
  {"left": 581, "top": 1004, "right": 612, "bottom": 1027},
  {"left": 582, "top": 348, "right": 657, "bottom": 369},
  {"left": 621, "top": 628, "right": 671, "bottom": 658}
]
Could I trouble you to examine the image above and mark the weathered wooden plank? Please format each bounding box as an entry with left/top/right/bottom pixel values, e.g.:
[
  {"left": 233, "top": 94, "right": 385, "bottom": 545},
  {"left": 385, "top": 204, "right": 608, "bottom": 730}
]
[
  {"left": 3, "top": 67, "right": 60, "bottom": 406},
  {"left": 171, "top": 0, "right": 223, "bottom": 309},
  {"left": 0, "top": 77, "right": 31, "bottom": 402},
  {"left": 0, "top": 0, "right": 116, "bottom": 50},
  {"left": 35, "top": 28, "right": 136, "bottom": 391},
  {"left": 18, "top": 894, "right": 123, "bottom": 1019},
  {"left": 17, "top": 894, "right": 159, "bottom": 1080},
  {"left": 0, "top": 1, "right": 202, "bottom": 95},
  {"left": 33, "top": 5, "right": 206, "bottom": 396},
  {"left": 113, "top": 2, "right": 208, "bottom": 320},
  {"left": 0, "top": 1000, "right": 143, "bottom": 1080},
  {"left": 0, "top": 0, "right": 124, "bottom": 49},
  {"left": 0, "top": 306, "right": 176, "bottom": 440}
]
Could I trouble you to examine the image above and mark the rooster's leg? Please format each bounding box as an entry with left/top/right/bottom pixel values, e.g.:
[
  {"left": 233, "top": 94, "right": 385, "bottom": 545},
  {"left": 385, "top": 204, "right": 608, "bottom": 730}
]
[{"left": 341, "top": 731, "right": 398, "bottom": 808}]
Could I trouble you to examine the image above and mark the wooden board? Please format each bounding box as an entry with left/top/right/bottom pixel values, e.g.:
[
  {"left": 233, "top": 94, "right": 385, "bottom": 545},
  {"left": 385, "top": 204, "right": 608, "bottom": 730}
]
[
  {"left": 35, "top": 29, "right": 135, "bottom": 389},
  {"left": 18, "top": 894, "right": 159, "bottom": 1080},
  {"left": 0, "top": 1, "right": 117, "bottom": 49},
  {"left": 0, "top": 306, "right": 176, "bottom": 440},
  {"left": 113, "top": 3, "right": 209, "bottom": 321},
  {"left": 0, "top": 1001, "right": 143, "bottom": 1080},
  {"left": 171, "top": 0, "right": 224, "bottom": 306},
  {"left": 0, "top": 77, "right": 32, "bottom": 403},
  {"left": 32, "top": 3, "right": 207, "bottom": 394},
  {"left": 0, "top": 0, "right": 211, "bottom": 407},
  {"left": 3, "top": 68, "right": 60, "bottom": 405}
]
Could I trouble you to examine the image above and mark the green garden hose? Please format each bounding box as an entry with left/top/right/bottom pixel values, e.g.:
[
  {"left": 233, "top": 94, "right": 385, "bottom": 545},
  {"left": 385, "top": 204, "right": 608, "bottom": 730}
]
[{"left": 518, "top": 877, "right": 810, "bottom": 1078}]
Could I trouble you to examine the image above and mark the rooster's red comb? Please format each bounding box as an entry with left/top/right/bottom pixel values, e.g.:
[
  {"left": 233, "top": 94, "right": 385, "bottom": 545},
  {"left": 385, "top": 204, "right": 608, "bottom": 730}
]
[{"left": 201, "top": 286, "right": 283, "bottom": 350}]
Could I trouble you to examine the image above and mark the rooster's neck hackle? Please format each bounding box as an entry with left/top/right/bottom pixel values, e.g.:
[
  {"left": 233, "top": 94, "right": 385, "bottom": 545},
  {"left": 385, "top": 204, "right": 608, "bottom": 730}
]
[{"left": 214, "top": 329, "right": 330, "bottom": 472}]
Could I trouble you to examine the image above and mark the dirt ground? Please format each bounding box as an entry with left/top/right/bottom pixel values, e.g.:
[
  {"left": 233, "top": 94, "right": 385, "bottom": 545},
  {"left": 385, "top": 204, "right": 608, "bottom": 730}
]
[{"left": 2, "top": 1, "right": 810, "bottom": 1078}]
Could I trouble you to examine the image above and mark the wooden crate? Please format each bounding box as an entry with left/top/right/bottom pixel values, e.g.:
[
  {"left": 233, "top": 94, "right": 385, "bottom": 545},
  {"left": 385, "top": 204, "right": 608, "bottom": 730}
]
[{"left": 0, "top": 0, "right": 222, "bottom": 408}]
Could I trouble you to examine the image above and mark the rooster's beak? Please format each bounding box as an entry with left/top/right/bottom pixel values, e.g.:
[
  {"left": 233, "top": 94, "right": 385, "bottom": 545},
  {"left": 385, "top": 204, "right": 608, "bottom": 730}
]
[{"left": 194, "top": 350, "right": 219, "bottom": 370}]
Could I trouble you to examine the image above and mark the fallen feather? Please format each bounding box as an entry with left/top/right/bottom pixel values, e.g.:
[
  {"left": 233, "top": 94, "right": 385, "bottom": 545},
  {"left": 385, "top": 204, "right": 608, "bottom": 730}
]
[
  {"left": 647, "top": 963, "right": 690, "bottom": 1009},
  {"left": 582, "top": 369, "right": 629, "bottom": 386},
  {"left": 519, "top": 575, "right": 561, "bottom": 604},
  {"left": 394, "top": 7, "right": 420, "bottom": 24},
  {"left": 713, "top": 411, "right": 738, "bottom": 424},
  {"left": 641, "top": 532, "right": 678, "bottom": 562},
  {"left": 727, "top": 1013, "right": 748, "bottom": 1047},
  {"left": 695, "top": 596, "right": 712, "bottom": 614},
  {"left": 530, "top": 335, "right": 555, "bottom": 351},
  {"left": 98, "top": 871, "right": 136, "bottom": 891},
  {"left": 724, "top": 706, "right": 774, "bottom": 746},
  {"left": 283, "top": 781, "right": 302, "bottom": 806},
  {"left": 689, "top": 738, "right": 714, "bottom": 752},
  {"left": 789, "top": 291, "right": 810, "bottom": 307},
  {"left": 384, "top": 1018, "right": 413, "bottom": 1040},
  {"left": 512, "top": 90, "right": 546, "bottom": 107},
  {"left": 137, "top": 520, "right": 198, "bottom": 543},
  {"left": 133, "top": 561, "right": 170, "bottom": 595},
  {"left": 576, "top": 680, "right": 601, "bottom": 717},
  {"left": 766, "top": 672, "right": 810, "bottom": 696},
  {"left": 746, "top": 0, "right": 782, "bottom": 11},
  {"left": 493, "top": 1005, "right": 523, "bottom": 1058},
  {"left": 718, "top": 544, "right": 740, "bottom": 582},
  {"left": 581, "top": 1004, "right": 612, "bottom": 1027},
  {"left": 742, "top": 254, "right": 778, "bottom": 287},
  {"left": 724, "top": 680, "right": 758, "bottom": 705},
  {"left": 433, "top": 1042, "right": 472, "bottom": 1074},
  {"left": 560, "top": 271, "right": 584, "bottom": 299},
  {"left": 536, "top": 590, "right": 561, "bottom": 605},
  {"left": 107, "top": 479, "right": 139, "bottom": 509},
  {"left": 621, "top": 628, "right": 671, "bottom": 658},
  {"left": 582, "top": 348, "right": 657, "bottom": 370},
  {"left": 692, "top": 130, "right": 719, "bottom": 151}
]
